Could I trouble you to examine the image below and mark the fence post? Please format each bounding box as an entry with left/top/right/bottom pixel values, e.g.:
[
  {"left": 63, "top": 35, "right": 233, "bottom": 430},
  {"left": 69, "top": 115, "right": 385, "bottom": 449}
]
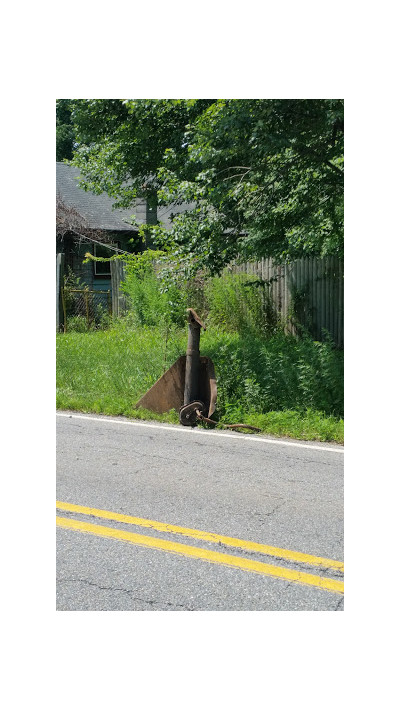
[
  {"left": 111, "top": 259, "right": 126, "bottom": 318},
  {"left": 61, "top": 287, "right": 67, "bottom": 332},
  {"left": 56, "top": 253, "right": 65, "bottom": 332},
  {"left": 84, "top": 289, "right": 90, "bottom": 327}
]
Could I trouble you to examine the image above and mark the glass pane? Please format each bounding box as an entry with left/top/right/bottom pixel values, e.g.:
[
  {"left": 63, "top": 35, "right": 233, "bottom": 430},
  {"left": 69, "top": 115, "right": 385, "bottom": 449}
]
[{"left": 94, "top": 244, "right": 112, "bottom": 275}]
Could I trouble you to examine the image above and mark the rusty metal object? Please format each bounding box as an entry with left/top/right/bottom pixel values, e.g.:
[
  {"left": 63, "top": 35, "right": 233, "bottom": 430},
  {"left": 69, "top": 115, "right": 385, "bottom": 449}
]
[
  {"left": 136, "top": 355, "right": 217, "bottom": 418},
  {"left": 136, "top": 308, "right": 217, "bottom": 422},
  {"left": 135, "top": 307, "right": 258, "bottom": 433},
  {"left": 180, "top": 401, "right": 205, "bottom": 426},
  {"left": 136, "top": 355, "right": 186, "bottom": 414},
  {"left": 195, "top": 409, "right": 261, "bottom": 432},
  {"left": 136, "top": 309, "right": 261, "bottom": 432},
  {"left": 184, "top": 309, "right": 205, "bottom": 406}
]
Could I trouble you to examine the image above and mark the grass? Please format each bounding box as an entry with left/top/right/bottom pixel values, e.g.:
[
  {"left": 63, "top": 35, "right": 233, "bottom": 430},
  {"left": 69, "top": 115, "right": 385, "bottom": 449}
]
[{"left": 56, "top": 321, "right": 344, "bottom": 443}]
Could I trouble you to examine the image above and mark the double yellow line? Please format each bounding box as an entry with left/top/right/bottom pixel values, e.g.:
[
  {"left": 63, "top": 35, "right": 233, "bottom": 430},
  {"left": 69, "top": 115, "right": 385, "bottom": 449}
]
[{"left": 56, "top": 501, "right": 344, "bottom": 594}]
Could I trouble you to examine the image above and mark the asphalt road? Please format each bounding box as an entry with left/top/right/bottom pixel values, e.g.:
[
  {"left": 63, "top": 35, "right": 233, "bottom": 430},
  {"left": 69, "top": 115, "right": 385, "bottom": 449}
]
[{"left": 56, "top": 411, "right": 344, "bottom": 611}]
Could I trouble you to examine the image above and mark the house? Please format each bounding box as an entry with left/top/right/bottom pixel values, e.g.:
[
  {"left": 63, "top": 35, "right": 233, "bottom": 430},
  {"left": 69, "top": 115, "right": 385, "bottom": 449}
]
[
  {"left": 56, "top": 162, "right": 192, "bottom": 329},
  {"left": 56, "top": 161, "right": 191, "bottom": 284},
  {"left": 56, "top": 161, "right": 154, "bottom": 293},
  {"left": 56, "top": 161, "right": 155, "bottom": 328}
]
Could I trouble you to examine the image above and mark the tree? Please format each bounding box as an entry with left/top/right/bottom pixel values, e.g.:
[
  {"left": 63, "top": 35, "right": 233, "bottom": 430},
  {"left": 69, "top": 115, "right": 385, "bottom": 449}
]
[
  {"left": 69, "top": 99, "right": 344, "bottom": 273},
  {"left": 56, "top": 99, "right": 75, "bottom": 161}
]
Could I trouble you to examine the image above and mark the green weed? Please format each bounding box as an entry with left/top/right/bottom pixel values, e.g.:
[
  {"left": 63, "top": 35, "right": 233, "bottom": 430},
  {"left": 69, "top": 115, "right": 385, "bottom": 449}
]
[
  {"left": 57, "top": 259, "right": 343, "bottom": 443},
  {"left": 57, "top": 323, "right": 343, "bottom": 443}
]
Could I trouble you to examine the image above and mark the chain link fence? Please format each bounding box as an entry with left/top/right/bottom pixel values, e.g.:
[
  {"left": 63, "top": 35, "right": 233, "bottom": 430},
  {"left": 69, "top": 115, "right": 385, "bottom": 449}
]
[{"left": 61, "top": 288, "right": 112, "bottom": 331}]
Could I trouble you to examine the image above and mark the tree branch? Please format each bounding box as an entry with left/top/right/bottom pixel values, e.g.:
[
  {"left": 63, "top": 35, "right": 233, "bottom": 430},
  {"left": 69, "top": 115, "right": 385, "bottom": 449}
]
[
  {"left": 325, "top": 160, "right": 344, "bottom": 177},
  {"left": 215, "top": 166, "right": 252, "bottom": 177},
  {"left": 68, "top": 230, "right": 130, "bottom": 254}
]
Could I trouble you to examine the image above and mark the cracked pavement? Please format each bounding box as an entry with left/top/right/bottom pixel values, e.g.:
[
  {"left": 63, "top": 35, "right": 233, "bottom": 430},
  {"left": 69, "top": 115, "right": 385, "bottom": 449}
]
[{"left": 56, "top": 412, "right": 344, "bottom": 611}]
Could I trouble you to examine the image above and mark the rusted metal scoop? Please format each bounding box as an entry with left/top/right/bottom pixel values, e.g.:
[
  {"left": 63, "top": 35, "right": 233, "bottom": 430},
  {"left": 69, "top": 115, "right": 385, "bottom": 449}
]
[{"left": 136, "top": 308, "right": 217, "bottom": 426}]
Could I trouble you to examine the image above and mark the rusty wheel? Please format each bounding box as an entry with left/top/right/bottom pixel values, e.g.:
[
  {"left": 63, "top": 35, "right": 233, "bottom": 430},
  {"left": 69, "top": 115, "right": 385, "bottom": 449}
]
[{"left": 179, "top": 401, "right": 204, "bottom": 427}]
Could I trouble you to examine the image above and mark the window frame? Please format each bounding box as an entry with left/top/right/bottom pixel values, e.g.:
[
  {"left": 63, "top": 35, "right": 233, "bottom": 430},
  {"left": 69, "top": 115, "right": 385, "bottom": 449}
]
[{"left": 93, "top": 242, "right": 118, "bottom": 277}]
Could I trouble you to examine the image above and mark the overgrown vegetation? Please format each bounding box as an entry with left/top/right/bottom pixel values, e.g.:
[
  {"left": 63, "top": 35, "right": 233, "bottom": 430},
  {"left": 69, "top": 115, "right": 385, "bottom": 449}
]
[
  {"left": 56, "top": 324, "right": 343, "bottom": 442},
  {"left": 60, "top": 266, "right": 114, "bottom": 332},
  {"left": 57, "top": 262, "right": 343, "bottom": 443},
  {"left": 68, "top": 99, "right": 343, "bottom": 272},
  {"left": 103, "top": 249, "right": 282, "bottom": 336},
  {"left": 57, "top": 99, "right": 344, "bottom": 442}
]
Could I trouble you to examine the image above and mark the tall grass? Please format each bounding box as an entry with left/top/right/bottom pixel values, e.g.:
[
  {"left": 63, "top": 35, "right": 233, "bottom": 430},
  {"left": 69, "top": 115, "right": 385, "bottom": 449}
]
[
  {"left": 56, "top": 324, "right": 185, "bottom": 413},
  {"left": 201, "top": 329, "right": 343, "bottom": 419},
  {"left": 120, "top": 254, "right": 187, "bottom": 328},
  {"left": 57, "top": 325, "right": 343, "bottom": 442},
  {"left": 58, "top": 262, "right": 343, "bottom": 442},
  {"left": 204, "top": 272, "right": 279, "bottom": 335}
]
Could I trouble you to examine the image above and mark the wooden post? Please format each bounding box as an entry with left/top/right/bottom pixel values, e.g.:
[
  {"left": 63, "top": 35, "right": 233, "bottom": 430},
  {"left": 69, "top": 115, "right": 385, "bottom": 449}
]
[
  {"left": 111, "top": 260, "right": 118, "bottom": 317},
  {"left": 84, "top": 289, "right": 90, "bottom": 327},
  {"left": 111, "top": 259, "right": 126, "bottom": 318},
  {"left": 56, "top": 253, "right": 65, "bottom": 331},
  {"left": 61, "top": 287, "right": 67, "bottom": 332}
]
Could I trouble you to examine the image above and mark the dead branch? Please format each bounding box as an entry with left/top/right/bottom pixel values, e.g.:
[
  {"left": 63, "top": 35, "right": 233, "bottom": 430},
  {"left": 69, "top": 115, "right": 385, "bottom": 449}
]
[{"left": 56, "top": 193, "right": 129, "bottom": 254}]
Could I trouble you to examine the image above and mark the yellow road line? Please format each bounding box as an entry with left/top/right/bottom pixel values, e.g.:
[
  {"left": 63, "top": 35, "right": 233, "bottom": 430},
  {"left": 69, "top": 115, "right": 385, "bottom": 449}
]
[
  {"left": 56, "top": 500, "right": 344, "bottom": 573},
  {"left": 56, "top": 516, "right": 344, "bottom": 594}
]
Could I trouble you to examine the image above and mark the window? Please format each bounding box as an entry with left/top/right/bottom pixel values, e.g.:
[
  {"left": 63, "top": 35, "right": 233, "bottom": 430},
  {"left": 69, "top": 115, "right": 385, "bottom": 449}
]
[{"left": 93, "top": 243, "right": 116, "bottom": 276}]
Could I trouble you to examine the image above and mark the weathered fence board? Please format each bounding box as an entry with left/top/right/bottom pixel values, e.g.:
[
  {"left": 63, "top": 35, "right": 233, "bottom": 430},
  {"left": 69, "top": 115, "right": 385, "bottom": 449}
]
[
  {"left": 232, "top": 256, "right": 344, "bottom": 347},
  {"left": 110, "top": 259, "right": 127, "bottom": 317}
]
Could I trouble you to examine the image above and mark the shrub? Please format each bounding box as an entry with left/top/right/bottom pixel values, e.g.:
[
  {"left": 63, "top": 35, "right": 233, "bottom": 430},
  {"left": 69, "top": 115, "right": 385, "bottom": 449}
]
[
  {"left": 120, "top": 253, "right": 280, "bottom": 336},
  {"left": 204, "top": 271, "right": 278, "bottom": 336},
  {"left": 65, "top": 315, "right": 92, "bottom": 332},
  {"left": 202, "top": 329, "right": 343, "bottom": 419},
  {"left": 120, "top": 252, "right": 187, "bottom": 328}
]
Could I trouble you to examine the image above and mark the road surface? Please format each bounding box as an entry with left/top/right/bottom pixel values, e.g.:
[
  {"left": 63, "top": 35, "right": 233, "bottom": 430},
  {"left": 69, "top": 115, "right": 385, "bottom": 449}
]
[{"left": 56, "top": 411, "right": 344, "bottom": 611}]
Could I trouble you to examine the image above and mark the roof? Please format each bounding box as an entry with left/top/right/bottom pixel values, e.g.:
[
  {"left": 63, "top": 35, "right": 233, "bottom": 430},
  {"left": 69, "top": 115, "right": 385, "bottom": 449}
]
[
  {"left": 57, "top": 161, "right": 195, "bottom": 233},
  {"left": 56, "top": 162, "right": 146, "bottom": 231}
]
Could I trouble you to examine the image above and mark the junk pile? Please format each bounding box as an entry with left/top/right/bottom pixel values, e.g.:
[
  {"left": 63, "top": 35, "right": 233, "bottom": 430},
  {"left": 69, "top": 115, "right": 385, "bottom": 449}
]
[{"left": 136, "top": 308, "right": 260, "bottom": 432}]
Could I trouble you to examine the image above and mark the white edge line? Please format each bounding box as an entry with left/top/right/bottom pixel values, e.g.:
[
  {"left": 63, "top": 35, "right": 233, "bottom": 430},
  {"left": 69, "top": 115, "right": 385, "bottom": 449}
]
[{"left": 56, "top": 412, "right": 344, "bottom": 453}]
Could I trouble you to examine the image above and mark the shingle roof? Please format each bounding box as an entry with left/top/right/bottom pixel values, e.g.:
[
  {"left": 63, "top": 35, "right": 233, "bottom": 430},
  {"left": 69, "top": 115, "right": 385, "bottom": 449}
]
[
  {"left": 56, "top": 162, "right": 146, "bottom": 231},
  {"left": 57, "top": 162, "right": 197, "bottom": 234}
]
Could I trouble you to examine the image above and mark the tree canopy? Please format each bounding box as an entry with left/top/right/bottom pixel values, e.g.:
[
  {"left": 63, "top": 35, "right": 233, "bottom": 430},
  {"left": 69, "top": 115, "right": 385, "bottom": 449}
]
[
  {"left": 56, "top": 99, "right": 76, "bottom": 162},
  {"left": 68, "top": 99, "right": 344, "bottom": 273}
]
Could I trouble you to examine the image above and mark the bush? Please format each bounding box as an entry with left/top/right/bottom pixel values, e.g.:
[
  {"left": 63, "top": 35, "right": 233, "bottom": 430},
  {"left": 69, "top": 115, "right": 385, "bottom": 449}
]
[
  {"left": 202, "top": 329, "right": 343, "bottom": 419},
  {"left": 120, "top": 252, "right": 280, "bottom": 336},
  {"left": 120, "top": 252, "right": 187, "bottom": 328},
  {"left": 66, "top": 315, "right": 92, "bottom": 332},
  {"left": 204, "top": 271, "right": 278, "bottom": 335}
]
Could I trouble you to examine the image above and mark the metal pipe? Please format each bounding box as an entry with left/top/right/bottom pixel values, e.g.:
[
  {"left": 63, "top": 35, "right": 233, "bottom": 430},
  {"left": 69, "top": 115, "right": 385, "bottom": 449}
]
[
  {"left": 183, "top": 309, "right": 205, "bottom": 405},
  {"left": 184, "top": 320, "right": 201, "bottom": 405}
]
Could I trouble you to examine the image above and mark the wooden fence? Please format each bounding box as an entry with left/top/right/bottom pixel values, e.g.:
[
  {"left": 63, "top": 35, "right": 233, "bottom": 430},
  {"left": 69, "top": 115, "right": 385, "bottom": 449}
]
[
  {"left": 110, "top": 259, "right": 127, "bottom": 317},
  {"left": 57, "top": 251, "right": 343, "bottom": 346},
  {"left": 232, "top": 256, "right": 343, "bottom": 347}
]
